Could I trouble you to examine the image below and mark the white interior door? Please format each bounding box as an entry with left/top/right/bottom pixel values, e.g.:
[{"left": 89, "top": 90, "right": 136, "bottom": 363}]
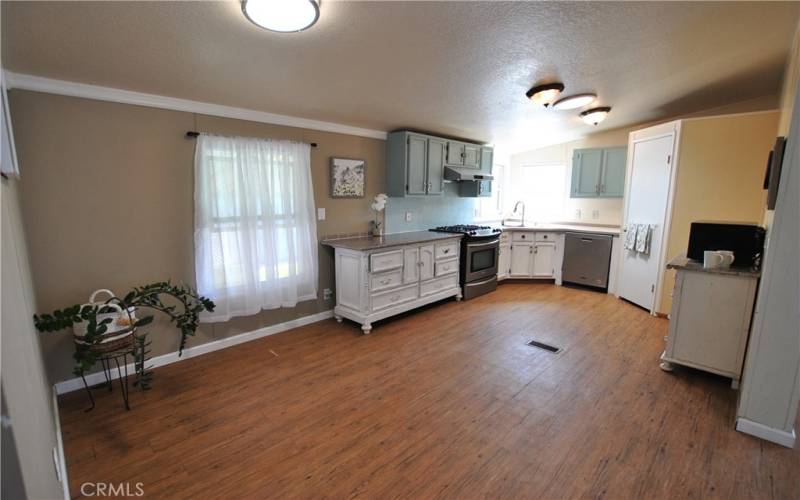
[{"left": 618, "top": 131, "right": 675, "bottom": 311}]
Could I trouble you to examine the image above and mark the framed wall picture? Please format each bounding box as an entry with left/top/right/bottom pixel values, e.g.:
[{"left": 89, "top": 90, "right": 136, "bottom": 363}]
[{"left": 330, "top": 157, "right": 365, "bottom": 198}]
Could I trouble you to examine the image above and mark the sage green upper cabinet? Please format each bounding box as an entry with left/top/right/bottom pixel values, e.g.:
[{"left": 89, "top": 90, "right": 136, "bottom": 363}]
[
  {"left": 446, "top": 142, "right": 464, "bottom": 165},
  {"left": 571, "top": 148, "right": 603, "bottom": 198},
  {"left": 427, "top": 138, "right": 446, "bottom": 195},
  {"left": 599, "top": 147, "right": 627, "bottom": 197},
  {"left": 445, "top": 141, "right": 480, "bottom": 168},
  {"left": 570, "top": 146, "right": 627, "bottom": 198},
  {"left": 463, "top": 144, "right": 480, "bottom": 168},
  {"left": 405, "top": 134, "right": 428, "bottom": 195},
  {"left": 479, "top": 147, "right": 493, "bottom": 174},
  {"left": 385, "top": 131, "right": 445, "bottom": 197}
]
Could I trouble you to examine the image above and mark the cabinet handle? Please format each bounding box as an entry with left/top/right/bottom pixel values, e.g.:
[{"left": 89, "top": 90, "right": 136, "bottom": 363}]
[
  {"left": 380, "top": 278, "right": 391, "bottom": 285},
  {"left": 390, "top": 295, "right": 400, "bottom": 302},
  {"left": 417, "top": 261, "right": 423, "bottom": 267},
  {"left": 601, "top": 184, "right": 605, "bottom": 192}
]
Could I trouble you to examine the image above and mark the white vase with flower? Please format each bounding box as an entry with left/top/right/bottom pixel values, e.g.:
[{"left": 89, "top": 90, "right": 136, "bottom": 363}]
[{"left": 370, "top": 193, "right": 388, "bottom": 237}]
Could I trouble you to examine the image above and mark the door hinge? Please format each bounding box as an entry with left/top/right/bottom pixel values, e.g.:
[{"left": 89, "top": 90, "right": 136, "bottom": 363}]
[
  {"left": 651, "top": 284, "right": 655, "bottom": 293},
  {"left": 667, "top": 154, "right": 671, "bottom": 164}
]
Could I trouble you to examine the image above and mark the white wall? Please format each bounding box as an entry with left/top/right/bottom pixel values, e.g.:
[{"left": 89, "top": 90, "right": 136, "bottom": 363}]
[
  {"left": 1, "top": 178, "right": 65, "bottom": 498},
  {"left": 736, "top": 26, "right": 800, "bottom": 447}
]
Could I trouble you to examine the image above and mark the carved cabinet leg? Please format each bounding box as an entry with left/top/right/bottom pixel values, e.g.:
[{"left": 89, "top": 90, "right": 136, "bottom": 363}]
[
  {"left": 361, "top": 322, "right": 372, "bottom": 335},
  {"left": 334, "top": 314, "right": 343, "bottom": 323}
]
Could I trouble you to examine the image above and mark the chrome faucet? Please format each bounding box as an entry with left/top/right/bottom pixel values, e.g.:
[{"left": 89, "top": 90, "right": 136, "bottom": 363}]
[{"left": 513, "top": 201, "right": 525, "bottom": 226}]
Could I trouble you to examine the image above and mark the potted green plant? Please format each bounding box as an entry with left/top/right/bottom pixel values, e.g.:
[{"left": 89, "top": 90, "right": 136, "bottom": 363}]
[{"left": 33, "top": 281, "right": 215, "bottom": 390}]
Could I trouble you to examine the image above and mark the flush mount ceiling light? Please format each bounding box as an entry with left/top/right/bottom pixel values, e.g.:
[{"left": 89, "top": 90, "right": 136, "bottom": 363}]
[
  {"left": 580, "top": 106, "right": 611, "bottom": 125},
  {"left": 552, "top": 93, "right": 597, "bottom": 111},
  {"left": 242, "top": 0, "right": 320, "bottom": 33},
  {"left": 526, "top": 83, "right": 565, "bottom": 107}
]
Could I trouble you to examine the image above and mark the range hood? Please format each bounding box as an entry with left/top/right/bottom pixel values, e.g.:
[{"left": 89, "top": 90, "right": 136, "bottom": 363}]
[{"left": 443, "top": 166, "right": 494, "bottom": 182}]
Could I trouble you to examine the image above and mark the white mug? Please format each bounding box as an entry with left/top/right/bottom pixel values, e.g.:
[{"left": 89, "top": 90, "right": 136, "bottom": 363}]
[
  {"left": 717, "top": 250, "right": 735, "bottom": 267},
  {"left": 704, "top": 250, "right": 735, "bottom": 269}
]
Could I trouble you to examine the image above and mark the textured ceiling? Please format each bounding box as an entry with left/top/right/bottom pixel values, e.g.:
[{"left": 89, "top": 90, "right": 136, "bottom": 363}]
[{"left": 3, "top": 1, "right": 799, "bottom": 151}]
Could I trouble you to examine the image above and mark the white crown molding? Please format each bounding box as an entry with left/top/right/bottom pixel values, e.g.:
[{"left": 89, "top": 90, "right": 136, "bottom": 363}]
[
  {"left": 4, "top": 71, "right": 387, "bottom": 140},
  {"left": 53, "top": 309, "right": 334, "bottom": 395}
]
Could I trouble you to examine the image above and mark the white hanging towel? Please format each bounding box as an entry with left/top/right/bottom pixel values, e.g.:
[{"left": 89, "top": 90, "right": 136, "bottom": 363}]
[
  {"left": 635, "top": 224, "right": 653, "bottom": 255},
  {"left": 624, "top": 224, "right": 637, "bottom": 251}
]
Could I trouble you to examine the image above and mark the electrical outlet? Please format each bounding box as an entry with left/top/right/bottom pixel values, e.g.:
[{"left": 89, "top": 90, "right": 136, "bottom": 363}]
[
  {"left": 574, "top": 209, "right": 581, "bottom": 219},
  {"left": 405, "top": 211, "right": 412, "bottom": 222},
  {"left": 317, "top": 208, "right": 326, "bottom": 221},
  {"left": 323, "top": 288, "right": 332, "bottom": 300},
  {"left": 592, "top": 210, "right": 600, "bottom": 220}
]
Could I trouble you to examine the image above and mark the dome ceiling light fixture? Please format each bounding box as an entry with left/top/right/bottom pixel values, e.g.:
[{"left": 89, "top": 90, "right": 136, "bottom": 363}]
[
  {"left": 525, "top": 83, "right": 565, "bottom": 107},
  {"left": 242, "top": 0, "right": 321, "bottom": 33},
  {"left": 580, "top": 106, "right": 612, "bottom": 126},
  {"left": 552, "top": 93, "right": 597, "bottom": 111}
]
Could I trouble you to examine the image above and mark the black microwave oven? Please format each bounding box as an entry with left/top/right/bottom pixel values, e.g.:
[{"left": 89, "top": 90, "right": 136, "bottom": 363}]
[{"left": 687, "top": 221, "right": 765, "bottom": 268}]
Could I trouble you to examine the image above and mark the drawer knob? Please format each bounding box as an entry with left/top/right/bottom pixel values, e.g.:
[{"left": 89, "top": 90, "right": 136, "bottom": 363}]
[
  {"left": 391, "top": 295, "right": 400, "bottom": 302},
  {"left": 443, "top": 249, "right": 450, "bottom": 253},
  {"left": 380, "top": 279, "right": 391, "bottom": 285}
]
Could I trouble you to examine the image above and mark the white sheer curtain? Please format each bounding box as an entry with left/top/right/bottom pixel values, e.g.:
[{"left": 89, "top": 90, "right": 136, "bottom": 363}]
[{"left": 194, "top": 134, "right": 318, "bottom": 323}]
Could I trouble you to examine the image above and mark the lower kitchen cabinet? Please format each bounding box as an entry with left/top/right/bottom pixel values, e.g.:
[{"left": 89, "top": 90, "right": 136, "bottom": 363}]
[
  {"left": 497, "top": 243, "right": 510, "bottom": 280},
  {"left": 508, "top": 234, "right": 557, "bottom": 279},
  {"left": 532, "top": 243, "right": 556, "bottom": 277}
]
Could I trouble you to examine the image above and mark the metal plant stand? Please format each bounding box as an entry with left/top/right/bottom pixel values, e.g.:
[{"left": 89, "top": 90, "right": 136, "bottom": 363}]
[{"left": 80, "top": 347, "right": 134, "bottom": 412}]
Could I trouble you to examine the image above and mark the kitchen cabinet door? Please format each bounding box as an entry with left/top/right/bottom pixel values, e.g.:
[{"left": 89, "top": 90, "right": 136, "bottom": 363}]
[
  {"left": 426, "top": 139, "right": 446, "bottom": 195},
  {"left": 463, "top": 144, "right": 480, "bottom": 168},
  {"left": 479, "top": 147, "right": 493, "bottom": 174},
  {"left": 599, "top": 147, "right": 627, "bottom": 197},
  {"left": 419, "top": 245, "right": 435, "bottom": 281},
  {"left": 498, "top": 244, "right": 511, "bottom": 280},
  {"left": 571, "top": 149, "right": 603, "bottom": 197},
  {"left": 510, "top": 244, "right": 533, "bottom": 277},
  {"left": 406, "top": 134, "right": 428, "bottom": 195},
  {"left": 403, "top": 247, "right": 420, "bottom": 283},
  {"left": 533, "top": 243, "right": 556, "bottom": 278},
  {"left": 446, "top": 141, "right": 464, "bottom": 165}
]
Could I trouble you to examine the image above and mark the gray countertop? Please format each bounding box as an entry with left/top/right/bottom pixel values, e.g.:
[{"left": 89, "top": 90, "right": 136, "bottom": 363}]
[
  {"left": 322, "top": 231, "right": 463, "bottom": 251},
  {"left": 666, "top": 253, "right": 761, "bottom": 278},
  {"left": 497, "top": 223, "right": 621, "bottom": 236}
]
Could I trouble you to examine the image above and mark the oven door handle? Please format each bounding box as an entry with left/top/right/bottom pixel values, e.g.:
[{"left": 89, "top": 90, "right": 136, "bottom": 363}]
[
  {"left": 466, "top": 238, "right": 500, "bottom": 249},
  {"left": 465, "top": 275, "right": 497, "bottom": 287}
]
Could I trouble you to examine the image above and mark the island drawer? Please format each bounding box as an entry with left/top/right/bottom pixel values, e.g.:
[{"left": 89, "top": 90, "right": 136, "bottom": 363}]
[
  {"left": 369, "top": 269, "right": 403, "bottom": 292},
  {"left": 435, "top": 258, "right": 459, "bottom": 277},
  {"left": 420, "top": 274, "right": 459, "bottom": 297},
  {"left": 370, "top": 249, "right": 404, "bottom": 272},
  {"left": 370, "top": 284, "right": 418, "bottom": 311},
  {"left": 435, "top": 241, "right": 459, "bottom": 260}
]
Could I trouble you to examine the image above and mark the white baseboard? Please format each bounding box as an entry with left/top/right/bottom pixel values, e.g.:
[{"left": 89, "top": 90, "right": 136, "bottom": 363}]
[
  {"left": 736, "top": 417, "right": 796, "bottom": 448},
  {"left": 51, "top": 388, "right": 70, "bottom": 500},
  {"left": 54, "top": 309, "right": 333, "bottom": 395}
]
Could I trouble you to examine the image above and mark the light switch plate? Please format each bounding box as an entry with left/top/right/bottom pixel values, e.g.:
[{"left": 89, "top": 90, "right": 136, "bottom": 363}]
[
  {"left": 592, "top": 209, "right": 600, "bottom": 220},
  {"left": 317, "top": 208, "right": 326, "bottom": 221},
  {"left": 405, "top": 212, "right": 412, "bottom": 222},
  {"left": 574, "top": 209, "right": 581, "bottom": 219}
]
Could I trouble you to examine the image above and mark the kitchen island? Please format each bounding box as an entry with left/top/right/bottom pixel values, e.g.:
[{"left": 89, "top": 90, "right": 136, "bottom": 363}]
[{"left": 323, "top": 231, "right": 463, "bottom": 334}]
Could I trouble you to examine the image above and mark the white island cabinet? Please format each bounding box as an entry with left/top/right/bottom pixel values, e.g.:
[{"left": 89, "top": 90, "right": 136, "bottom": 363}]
[
  {"left": 661, "top": 254, "right": 760, "bottom": 388},
  {"left": 323, "top": 232, "right": 463, "bottom": 334}
]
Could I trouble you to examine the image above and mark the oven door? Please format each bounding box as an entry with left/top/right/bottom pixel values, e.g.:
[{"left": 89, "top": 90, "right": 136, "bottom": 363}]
[{"left": 464, "top": 238, "right": 499, "bottom": 282}]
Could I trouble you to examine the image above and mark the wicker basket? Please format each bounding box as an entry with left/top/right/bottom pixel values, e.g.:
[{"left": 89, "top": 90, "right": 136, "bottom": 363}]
[{"left": 72, "top": 289, "right": 137, "bottom": 355}]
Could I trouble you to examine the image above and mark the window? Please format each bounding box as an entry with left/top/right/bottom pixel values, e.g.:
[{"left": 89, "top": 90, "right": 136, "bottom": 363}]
[
  {"left": 478, "top": 164, "right": 504, "bottom": 219},
  {"left": 194, "top": 134, "right": 318, "bottom": 322},
  {"left": 519, "top": 164, "right": 566, "bottom": 222}
]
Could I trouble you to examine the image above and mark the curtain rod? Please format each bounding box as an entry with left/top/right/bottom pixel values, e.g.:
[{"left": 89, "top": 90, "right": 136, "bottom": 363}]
[{"left": 185, "top": 131, "right": 317, "bottom": 148}]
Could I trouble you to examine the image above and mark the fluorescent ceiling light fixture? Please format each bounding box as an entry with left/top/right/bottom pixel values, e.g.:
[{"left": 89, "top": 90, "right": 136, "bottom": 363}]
[
  {"left": 552, "top": 93, "right": 597, "bottom": 110},
  {"left": 526, "top": 83, "right": 565, "bottom": 107},
  {"left": 580, "top": 106, "right": 611, "bottom": 125},
  {"left": 242, "top": 0, "right": 320, "bottom": 33}
]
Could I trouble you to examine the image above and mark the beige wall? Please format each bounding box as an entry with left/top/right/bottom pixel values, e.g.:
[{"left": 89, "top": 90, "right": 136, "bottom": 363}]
[
  {"left": 9, "top": 90, "right": 385, "bottom": 383},
  {"left": 658, "top": 111, "right": 779, "bottom": 313}
]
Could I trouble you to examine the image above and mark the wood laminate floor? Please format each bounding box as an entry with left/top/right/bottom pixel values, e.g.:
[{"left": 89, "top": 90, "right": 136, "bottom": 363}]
[{"left": 58, "top": 283, "right": 800, "bottom": 499}]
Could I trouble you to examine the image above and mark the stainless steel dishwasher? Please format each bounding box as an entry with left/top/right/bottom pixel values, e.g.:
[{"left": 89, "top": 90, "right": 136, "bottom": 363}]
[{"left": 562, "top": 232, "right": 613, "bottom": 290}]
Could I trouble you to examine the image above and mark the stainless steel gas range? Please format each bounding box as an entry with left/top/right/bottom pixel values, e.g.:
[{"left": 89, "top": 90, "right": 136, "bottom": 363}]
[{"left": 430, "top": 225, "right": 502, "bottom": 299}]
